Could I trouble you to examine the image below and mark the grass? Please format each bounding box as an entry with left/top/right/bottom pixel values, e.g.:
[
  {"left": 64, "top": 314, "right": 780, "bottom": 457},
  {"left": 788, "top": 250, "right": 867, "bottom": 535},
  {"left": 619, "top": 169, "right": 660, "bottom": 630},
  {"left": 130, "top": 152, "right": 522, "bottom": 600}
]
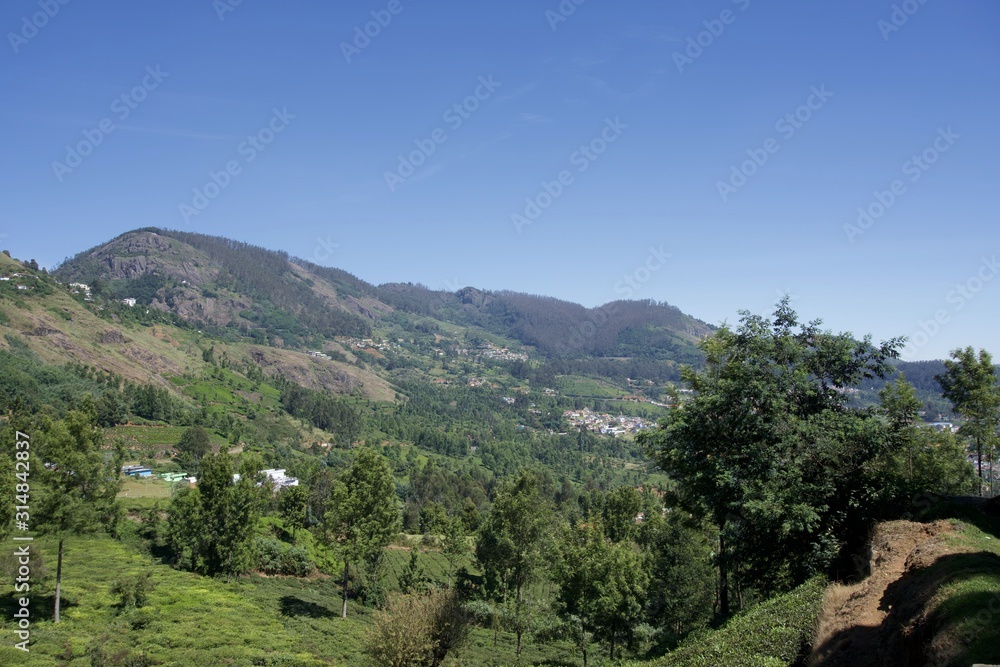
[{"left": 908, "top": 505, "right": 1000, "bottom": 666}]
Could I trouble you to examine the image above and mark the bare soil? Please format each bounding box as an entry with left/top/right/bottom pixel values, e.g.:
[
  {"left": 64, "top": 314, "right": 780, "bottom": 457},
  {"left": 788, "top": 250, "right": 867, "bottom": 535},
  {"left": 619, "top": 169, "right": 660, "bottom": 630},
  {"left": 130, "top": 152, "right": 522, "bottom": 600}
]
[{"left": 809, "top": 520, "right": 955, "bottom": 667}]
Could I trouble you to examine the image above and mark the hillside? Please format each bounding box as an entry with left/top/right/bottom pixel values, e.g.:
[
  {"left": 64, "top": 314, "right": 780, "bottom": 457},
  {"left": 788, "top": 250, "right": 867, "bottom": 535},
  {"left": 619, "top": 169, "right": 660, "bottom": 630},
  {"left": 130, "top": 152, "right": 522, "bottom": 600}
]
[
  {"left": 54, "top": 229, "right": 713, "bottom": 365},
  {"left": 810, "top": 501, "right": 1000, "bottom": 667}
]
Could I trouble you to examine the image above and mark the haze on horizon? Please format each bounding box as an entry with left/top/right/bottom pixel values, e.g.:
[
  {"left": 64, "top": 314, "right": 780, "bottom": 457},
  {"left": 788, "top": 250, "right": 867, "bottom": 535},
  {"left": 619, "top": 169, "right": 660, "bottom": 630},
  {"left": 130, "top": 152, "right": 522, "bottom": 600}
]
[{"left": 1, "top": 0, "right": 997, "bottom": 361}]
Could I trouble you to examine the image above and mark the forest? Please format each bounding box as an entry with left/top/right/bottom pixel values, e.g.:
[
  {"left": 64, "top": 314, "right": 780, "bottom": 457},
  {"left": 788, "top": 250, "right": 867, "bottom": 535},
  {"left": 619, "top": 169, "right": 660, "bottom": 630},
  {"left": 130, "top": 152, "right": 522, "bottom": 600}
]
[{"left": 2, "top": 281, "right": 997, "bottom": 665}]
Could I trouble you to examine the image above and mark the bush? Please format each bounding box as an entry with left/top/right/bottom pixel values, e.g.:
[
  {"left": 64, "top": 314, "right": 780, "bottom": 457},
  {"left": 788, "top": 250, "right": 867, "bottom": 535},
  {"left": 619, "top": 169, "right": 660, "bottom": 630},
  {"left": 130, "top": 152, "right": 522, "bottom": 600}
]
[
  {"left": 623, "top": 578, "right": 826, "bottom": 667},
  {"left": 255, "top": 538, "right": 314, "bottom": 577},
  {"left": 365, "top": 588, "right": 471, "bottom": 667},
  {"left": 110, "top": 571, "right": 156, "bottom": 611}
]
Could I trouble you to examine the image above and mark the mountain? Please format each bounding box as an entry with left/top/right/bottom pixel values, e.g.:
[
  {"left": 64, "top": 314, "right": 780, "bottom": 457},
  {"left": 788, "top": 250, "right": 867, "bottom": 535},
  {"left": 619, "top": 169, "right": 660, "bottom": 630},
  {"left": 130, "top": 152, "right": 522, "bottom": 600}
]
[{"left": 53, "top": 228, "right": 713, "bottom": 364}]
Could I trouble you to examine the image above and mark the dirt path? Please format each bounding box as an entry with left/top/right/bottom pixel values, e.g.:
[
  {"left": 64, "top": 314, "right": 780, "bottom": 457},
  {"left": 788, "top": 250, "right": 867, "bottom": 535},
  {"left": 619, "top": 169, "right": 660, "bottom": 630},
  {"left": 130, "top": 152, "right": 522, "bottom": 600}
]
[{"left": 808, "top": 520, "right": 953, "bottom": 667}]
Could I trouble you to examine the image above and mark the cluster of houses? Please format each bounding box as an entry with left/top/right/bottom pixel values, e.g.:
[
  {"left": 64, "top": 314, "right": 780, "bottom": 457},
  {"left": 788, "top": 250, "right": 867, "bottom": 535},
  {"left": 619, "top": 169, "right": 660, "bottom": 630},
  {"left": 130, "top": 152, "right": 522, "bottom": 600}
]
[
  {"left": 342, "top": 337, "right": 396, "bottom": 353},
  {"left": 124, "top": 465, "right": 299, "bottom": 491},
  {"left": 122, "top": 465, "right": 197, "bottom": 484},
  {"left": 232, "top": 468, "right": 300, "bottom": 491},
  {"left": 563, "top": 407, "right": 652, "bottom": 437},
  {"left": 1, "top": 272, "right": 35, "bottom": 291},
  {"left": 924, "top": 421, "right": 959, "bottom": 433},
  {"left": 68, "top": 282, "right": 93, "bottom": 300},
  {"left": 454, "top": 342, "right": 528, "bottom": 362}
]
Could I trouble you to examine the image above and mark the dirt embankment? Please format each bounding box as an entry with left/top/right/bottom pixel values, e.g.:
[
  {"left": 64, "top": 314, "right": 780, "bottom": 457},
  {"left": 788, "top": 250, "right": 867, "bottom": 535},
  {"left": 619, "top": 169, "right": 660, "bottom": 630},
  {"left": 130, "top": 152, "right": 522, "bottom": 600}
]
[{"left": 809, "top": 520, "right": 958, "bottom": 667}]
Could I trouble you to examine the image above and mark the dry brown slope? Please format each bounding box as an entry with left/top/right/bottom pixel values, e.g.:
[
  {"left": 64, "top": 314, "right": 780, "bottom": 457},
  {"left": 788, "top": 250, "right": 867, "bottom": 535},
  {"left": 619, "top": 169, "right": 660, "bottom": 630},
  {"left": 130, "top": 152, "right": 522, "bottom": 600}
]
[{"left": 809, "top": 519, "right": 981, "bottom": 667}]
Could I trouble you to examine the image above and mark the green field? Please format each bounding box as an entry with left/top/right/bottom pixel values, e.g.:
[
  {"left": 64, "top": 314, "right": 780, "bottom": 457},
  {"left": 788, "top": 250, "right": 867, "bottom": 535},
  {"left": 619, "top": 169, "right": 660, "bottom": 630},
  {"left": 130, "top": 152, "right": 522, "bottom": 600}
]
[{"left": 0, "top": 532, "right": 577, "bottom": 666}]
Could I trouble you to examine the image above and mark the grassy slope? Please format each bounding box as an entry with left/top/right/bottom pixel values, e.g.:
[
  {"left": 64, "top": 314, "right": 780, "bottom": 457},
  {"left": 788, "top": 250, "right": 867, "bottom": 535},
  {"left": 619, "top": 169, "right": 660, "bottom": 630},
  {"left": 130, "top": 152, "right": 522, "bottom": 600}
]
[
  {"left": 0, "top": 530, "right": 575, "bottom": 667},
  {"left": 622, "top": 579, "right": 827, "bottom": 667},
  {"left": 910, "top": 505, "right": 1000, "bottom": 666}
]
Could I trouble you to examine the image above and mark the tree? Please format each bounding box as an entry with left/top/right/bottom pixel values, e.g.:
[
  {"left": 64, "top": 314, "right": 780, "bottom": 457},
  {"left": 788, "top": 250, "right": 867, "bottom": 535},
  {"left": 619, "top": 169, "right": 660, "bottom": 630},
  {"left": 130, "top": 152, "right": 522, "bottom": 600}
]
[
  {"left": 475, "top": 470, "right": 554, "bottom": 658},
  {"left": 555, "top": 522, "right": 650, "bottom": 663},
  {"left": 95, "top": 389, "right": 127, "bottom": 428},
  {"left": 639, "top": 299, "right": 904, "bottom": 616},
  {"left": 320, "top": 447, "right": 400, "bottom": 618},
  {"left": 34, "top": 411, "right": 124, "bottom": 622},
  {"left": 880, "top": 375, "right": 923, "bottom": 488},
  {"left": 640, "top": 513, "right": 715, "bottom": 641},
  {"left": 168, "top": 452, "right": 265, "bottom": 580},
  {"left": 880, "top": 376, "right": 977, "bottom": 500},
  {"left": 442, "top": 518, "right": 466, "bottom": 588},
  {"left": 279, "top": 484, "right": 309, "bottom": 539},
  {"left": 602, "top": 485, "right": 642, "bottom": 543},
  {"left": 176, "top": 425, "right": 212, "bottom": 473},
  {"left": 398, "top": 548, "right": 426, "bottom": 594},
  {"left": 364, "top": 588, "right": 471, "bottom": 667},
  {"left": 937, "top": 347, "right": 1000, "bottom": 497}
]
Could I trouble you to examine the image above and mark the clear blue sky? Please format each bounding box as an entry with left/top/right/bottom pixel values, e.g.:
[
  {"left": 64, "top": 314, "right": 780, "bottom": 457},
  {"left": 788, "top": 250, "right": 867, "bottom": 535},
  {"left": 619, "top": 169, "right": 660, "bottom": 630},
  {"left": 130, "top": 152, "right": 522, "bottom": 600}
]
[{"left": 2, "top": 0, "right": 997, "bottom": 360}]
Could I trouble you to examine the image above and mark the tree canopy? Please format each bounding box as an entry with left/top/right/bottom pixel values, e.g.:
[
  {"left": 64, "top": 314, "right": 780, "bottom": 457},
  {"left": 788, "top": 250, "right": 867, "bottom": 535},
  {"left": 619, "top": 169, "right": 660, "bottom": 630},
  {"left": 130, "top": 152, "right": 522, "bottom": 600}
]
[{"left": 639, "top": 299, "right": 906, "bottom": 614}]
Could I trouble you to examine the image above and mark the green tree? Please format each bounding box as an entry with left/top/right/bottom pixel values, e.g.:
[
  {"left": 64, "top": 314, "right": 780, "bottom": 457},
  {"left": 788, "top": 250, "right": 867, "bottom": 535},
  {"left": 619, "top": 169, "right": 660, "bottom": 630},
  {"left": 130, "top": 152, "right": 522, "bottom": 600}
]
[
  {"left": 639, "top": 299, "right": 903, "bottom": 616},
  {"left": 34, "top": 411, "right": 124, "bottom": 622},
  {"left": 168, "top": 452, "right": 265, "bottom": 580},
  {"left": 320, "top": 447, "right": 400, "bottom": 618},
  {"left": 937, "top": 347, "right": 1000, "bottom": 496},
  {"left": 640, "top": 513, "right": 715, "bottom": 641},
  {"left": 176, "top": 425, "right": 212, "bottom": 473},
  {"left": 442, "top": 518, "right": 466, "bottom": 588},
  {"left": 602, "top": 485, "right": 642, "bottom": 543},
  {"left": 555, "top": 522, "right": 649, "bottom": 663},
  {"left": 95, "top": 389, "right": 127, "bottom": 428},
  {"left": 398, "top": 548, "right": 425, "bottom": 595},
  {"left": 279, "top": 483, "right": 309, "bottom": 539},
  {"left": 880, "top": 375, "right": 923, "bottom": 488},
  {"left": 475, "top": 470, "right": 554, "bottom": 658}
]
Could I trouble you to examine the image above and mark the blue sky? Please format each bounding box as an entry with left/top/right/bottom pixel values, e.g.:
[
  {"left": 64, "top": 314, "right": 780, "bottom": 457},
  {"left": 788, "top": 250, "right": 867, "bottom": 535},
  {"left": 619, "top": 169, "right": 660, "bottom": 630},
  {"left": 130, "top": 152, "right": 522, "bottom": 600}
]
[{"left": 1, "top": 0, "right": 998, "bottom": 361}]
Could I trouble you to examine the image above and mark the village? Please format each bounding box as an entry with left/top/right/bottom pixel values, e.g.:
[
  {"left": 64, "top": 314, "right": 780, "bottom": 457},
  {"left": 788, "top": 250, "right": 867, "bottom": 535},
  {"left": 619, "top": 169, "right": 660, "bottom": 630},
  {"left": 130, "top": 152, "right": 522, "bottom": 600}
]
[{"left": 562, "top": 407, "right": 652, "bottom": 437}]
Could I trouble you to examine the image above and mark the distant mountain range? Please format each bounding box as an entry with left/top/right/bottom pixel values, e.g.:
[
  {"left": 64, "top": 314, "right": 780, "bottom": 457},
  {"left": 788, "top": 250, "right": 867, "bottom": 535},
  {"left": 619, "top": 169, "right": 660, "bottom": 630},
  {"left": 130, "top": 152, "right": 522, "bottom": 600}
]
[
  {"left": 53, "top": 228, "right": 714, "bottom": 364},
  {"left": 37, "top": 227, "right": 965, "bottom": 418}
]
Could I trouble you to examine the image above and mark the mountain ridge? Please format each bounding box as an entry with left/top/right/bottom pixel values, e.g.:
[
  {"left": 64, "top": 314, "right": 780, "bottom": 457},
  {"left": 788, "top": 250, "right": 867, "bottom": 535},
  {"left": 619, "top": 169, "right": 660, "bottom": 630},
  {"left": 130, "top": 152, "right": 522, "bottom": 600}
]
[{"left": 52, "top": 228, "right": 715, "bottom": 363}]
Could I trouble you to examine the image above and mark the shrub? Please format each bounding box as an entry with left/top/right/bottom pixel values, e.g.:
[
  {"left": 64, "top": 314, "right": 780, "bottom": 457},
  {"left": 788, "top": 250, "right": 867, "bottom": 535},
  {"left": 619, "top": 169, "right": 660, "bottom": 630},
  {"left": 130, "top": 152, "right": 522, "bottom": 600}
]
[
  {"left": 622, "top": 578, "right": 826, "bottom": 667},
  {"left": 365, "top": 588, "right": 471, "bottom": 667},
  {"left": 255, "top": 538, "right": 314, "bottom": 577},
  {"left": 110, "top": 571, "right": 156, "bottom": 611}
]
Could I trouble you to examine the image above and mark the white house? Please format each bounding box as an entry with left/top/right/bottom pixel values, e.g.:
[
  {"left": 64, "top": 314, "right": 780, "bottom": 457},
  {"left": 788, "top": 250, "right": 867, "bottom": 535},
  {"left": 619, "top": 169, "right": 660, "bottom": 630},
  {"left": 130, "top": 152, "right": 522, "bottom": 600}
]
[{"left": 233, "top": 468, "right": 299, "bottom": 491}]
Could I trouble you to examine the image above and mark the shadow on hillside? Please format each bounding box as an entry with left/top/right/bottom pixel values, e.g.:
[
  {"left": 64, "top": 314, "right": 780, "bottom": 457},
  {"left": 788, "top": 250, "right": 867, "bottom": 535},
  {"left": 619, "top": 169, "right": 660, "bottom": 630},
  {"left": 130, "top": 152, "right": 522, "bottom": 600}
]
[
  {"left": 811, "top": 550, "right": 1000, "bottom": 667},
  {"left": 0, "top": 592, "right": 78, "bottom": 623},
  {"left": 925, "top": 496, "right": 1000, "bottom": 541},
  {"left": 279, "top": 595, "right": 336, "bottom": 619}
]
